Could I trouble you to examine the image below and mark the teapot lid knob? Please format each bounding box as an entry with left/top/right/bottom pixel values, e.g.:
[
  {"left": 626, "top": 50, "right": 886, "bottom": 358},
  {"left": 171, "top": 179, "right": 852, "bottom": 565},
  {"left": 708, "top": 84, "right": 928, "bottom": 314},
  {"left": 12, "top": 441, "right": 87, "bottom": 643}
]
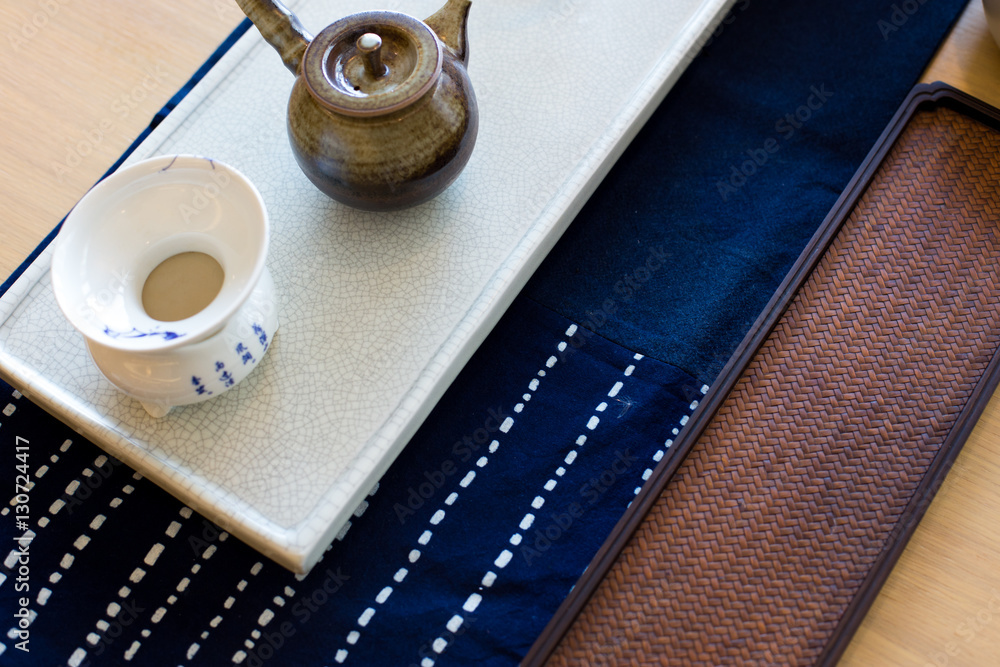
[
  {"left": 357, "top": 32, "right": 381, "bottom": 51},
  {"left": 302, "top": 11, "right": 442, "bottom": 117},
  {"left": 356, "top": 33, "right": 387, "bottom": 78}
]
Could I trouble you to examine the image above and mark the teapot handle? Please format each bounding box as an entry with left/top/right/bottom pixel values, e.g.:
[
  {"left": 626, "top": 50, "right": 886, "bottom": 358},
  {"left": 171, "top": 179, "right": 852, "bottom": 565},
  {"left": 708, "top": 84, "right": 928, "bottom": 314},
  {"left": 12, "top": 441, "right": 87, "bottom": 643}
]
[{"left": 235, "top": 0, "right": 313, "bottom": 75}]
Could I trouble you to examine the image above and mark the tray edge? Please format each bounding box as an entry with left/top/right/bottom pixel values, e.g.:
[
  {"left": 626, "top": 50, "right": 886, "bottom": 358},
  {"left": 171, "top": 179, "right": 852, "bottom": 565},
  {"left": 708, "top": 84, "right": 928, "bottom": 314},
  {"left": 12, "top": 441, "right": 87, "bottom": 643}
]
[{"left": 521, "top": 81, "right": 1000, "bottom": 666}]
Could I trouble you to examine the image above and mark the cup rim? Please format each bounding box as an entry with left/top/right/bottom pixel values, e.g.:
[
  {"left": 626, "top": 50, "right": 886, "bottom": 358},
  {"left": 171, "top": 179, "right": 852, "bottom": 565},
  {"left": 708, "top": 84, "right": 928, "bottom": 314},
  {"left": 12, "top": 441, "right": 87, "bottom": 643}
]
[{"left": 51, "top": 154, "right": 270, "bottom": 353}]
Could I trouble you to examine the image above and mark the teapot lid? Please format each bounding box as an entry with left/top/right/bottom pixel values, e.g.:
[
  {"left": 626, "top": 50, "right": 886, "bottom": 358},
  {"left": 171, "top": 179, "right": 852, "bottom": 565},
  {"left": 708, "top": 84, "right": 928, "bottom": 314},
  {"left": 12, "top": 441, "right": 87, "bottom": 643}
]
[{"left": 302, "top": 11, "right": 443, "bottom": 117}]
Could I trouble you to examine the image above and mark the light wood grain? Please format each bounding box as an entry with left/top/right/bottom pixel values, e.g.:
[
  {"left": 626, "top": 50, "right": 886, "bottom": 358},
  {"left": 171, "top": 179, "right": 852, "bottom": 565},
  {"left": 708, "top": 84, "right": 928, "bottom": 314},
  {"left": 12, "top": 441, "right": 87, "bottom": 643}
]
[
  {"left": 923, "top": 0, "right": 1000, "bottom": 108},
  {"left": 0, "top": 0, "right": 244, "bottom": 280},
  {"left": 2, "top": 1, "right": 1000, "bottom": 665}
]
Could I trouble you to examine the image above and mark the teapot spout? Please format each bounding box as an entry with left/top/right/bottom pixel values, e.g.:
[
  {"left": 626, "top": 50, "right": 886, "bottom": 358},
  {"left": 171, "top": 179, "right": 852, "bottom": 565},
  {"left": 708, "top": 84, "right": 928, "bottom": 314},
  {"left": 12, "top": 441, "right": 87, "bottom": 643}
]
[
  {"left": 424, "top": 0, "right": 472, "bottom": 65},
  {"left": 234, "top": 0, "right": 313, "bottom": 74}
]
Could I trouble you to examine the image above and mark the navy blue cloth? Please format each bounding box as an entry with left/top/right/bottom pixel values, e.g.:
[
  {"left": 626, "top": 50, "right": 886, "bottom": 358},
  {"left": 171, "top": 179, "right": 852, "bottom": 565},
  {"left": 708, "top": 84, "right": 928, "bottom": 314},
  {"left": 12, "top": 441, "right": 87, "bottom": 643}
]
[
  {"left": 0, "top": 0, "right": 968, "bottom": 665},
  {"left": 1, "top": 299, "right": 698, "bottom": 666},
  {"left": 526, "top": 0, "right": 967, "bottom": 382}
]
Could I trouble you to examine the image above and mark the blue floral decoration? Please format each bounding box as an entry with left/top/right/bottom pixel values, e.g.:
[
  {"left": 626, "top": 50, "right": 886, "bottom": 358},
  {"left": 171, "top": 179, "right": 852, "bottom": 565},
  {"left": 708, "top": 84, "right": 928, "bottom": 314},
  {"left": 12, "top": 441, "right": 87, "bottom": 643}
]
[{"left": 103, "top": 327, "right": 185, "bottom": 342}]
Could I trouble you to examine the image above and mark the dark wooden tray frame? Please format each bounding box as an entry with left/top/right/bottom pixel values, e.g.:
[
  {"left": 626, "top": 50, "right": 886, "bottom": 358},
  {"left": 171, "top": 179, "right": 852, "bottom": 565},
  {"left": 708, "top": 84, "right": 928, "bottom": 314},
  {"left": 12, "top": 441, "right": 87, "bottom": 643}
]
[{"left": 523, "top": 82, "right": 1000, "bottom": 666}]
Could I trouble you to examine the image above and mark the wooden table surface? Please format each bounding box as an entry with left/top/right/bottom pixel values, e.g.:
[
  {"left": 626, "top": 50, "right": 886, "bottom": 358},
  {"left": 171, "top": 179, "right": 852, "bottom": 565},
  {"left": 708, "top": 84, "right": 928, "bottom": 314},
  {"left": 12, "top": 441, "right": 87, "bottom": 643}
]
[{"left": 2, "top": 0, "right": 999, "bottom": 664}]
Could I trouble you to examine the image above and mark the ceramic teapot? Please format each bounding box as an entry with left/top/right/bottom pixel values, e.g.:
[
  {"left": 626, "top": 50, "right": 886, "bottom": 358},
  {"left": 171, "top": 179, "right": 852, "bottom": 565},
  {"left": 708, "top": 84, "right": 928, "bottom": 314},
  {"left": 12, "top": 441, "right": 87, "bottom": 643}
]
[{"left": 234, "top": 0, "right": 478, "bottom": 211}]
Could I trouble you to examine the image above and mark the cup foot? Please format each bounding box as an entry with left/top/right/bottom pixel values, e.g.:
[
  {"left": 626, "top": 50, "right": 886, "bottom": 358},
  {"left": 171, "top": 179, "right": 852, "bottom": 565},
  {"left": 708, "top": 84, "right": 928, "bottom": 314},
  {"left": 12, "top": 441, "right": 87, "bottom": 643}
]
[{"left": 141, "top": 401, "right": 172, "bottom": 418}]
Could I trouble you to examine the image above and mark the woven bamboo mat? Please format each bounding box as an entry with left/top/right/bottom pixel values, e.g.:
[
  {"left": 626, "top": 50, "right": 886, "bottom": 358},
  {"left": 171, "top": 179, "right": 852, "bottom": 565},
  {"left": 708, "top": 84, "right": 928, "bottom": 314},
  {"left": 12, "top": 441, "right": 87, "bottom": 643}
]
[{"left": 527, "top": 88, "right": 1000, "bottom": 665}]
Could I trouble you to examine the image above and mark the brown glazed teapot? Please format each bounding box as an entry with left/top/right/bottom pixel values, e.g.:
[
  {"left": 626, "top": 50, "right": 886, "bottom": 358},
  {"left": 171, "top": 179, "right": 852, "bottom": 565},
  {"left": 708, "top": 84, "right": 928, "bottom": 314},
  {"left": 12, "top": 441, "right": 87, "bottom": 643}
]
[{"left": 235, "top": 0, "right": 478, "bottom": 211}]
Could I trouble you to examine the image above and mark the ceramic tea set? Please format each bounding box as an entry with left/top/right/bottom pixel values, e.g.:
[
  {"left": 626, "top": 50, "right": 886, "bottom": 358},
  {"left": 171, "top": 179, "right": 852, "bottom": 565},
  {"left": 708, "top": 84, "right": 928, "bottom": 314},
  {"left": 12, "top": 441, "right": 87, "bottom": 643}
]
[
  {"left": 50, "top": 0, "right": 478, "bottom": 416},
  {"left": 236, "top": 0, "right": 478, "bottom": 210},
  {"left": 50, "top": 155, "right": 279, "bottom": 418}
]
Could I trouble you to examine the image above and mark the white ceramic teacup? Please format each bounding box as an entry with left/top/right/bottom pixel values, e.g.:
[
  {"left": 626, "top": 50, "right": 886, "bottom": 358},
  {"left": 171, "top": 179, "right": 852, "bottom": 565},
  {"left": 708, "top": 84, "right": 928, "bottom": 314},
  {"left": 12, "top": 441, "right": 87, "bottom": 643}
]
[{"left": 51, "top": 154, "right": 279, "bottom": 417}]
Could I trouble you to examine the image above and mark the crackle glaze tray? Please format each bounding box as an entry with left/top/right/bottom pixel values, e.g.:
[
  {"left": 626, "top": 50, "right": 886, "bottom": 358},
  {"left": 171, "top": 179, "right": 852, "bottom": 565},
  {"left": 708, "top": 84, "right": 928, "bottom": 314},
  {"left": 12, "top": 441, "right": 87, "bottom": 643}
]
[{"left": 0, "top": 0, "right": 733, "bottom": 572}]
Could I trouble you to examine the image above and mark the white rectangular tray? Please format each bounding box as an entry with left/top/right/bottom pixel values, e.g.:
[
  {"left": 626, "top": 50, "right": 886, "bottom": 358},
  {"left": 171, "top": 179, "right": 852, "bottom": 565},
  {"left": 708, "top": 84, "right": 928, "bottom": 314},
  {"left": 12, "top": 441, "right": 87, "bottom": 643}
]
[{"left": 0, "top": 0, "right": 733, "bottom": 572}]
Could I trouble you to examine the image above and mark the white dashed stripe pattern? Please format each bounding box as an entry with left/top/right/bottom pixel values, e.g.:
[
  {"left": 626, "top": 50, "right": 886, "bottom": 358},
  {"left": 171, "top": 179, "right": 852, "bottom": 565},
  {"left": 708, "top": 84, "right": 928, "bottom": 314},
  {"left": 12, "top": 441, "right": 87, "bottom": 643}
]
[
  {"left": 331, "top": 325, "right": 579, "bottom": 664},
  {"left": 4, "top": 446, "right": 145, "bottom": 657},
  {"left": 227, "top": 564, "right": 293, "bottom": 666},
  {"left": 419, "top": 354, "right": 646, "bottom": 664},
  {"left": 632, "top": 383, "right": 710, "bottom": 497},
  {"left": 69, "top": 504, "right": 199, "bottom": 664},
  {"left": 122, "top": 513, "right": 228, "bottom": 663},
  {"left": 233, "top": 484, "right": 379, "bottom": 664},
  {"left": 0, "top": 341, "right": 708, "bottom": 665}
]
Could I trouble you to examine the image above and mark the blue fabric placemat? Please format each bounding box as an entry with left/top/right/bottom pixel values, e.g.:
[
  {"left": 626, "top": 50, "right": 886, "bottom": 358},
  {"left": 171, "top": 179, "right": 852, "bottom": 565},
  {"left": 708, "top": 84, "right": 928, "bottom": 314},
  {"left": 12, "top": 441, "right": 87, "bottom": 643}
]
[{"left": 0, "top": 0, "right": 968, "bottom": 664}]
